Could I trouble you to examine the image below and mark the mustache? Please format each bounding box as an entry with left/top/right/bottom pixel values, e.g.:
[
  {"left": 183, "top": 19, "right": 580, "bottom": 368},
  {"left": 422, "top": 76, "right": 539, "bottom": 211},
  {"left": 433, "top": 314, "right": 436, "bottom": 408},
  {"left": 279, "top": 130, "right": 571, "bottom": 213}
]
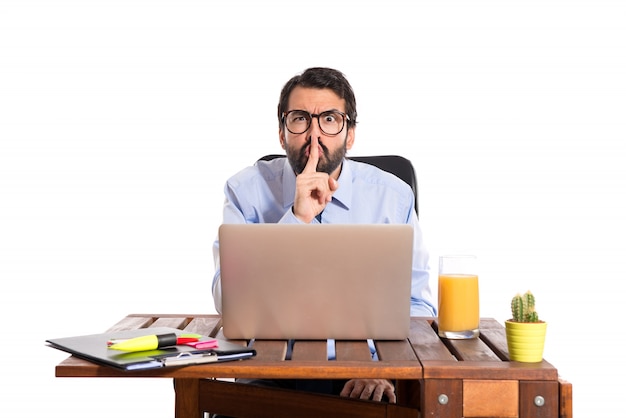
[{"left": 300, "top": 139, "right": 329, "bottom": 157}]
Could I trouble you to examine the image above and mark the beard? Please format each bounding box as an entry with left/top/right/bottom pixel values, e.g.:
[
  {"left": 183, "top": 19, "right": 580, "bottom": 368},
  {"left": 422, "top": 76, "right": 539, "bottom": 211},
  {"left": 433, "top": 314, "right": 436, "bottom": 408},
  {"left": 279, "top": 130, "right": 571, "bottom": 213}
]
[{"left": 287, "top": 137, "right": 347, "bottom": 175}]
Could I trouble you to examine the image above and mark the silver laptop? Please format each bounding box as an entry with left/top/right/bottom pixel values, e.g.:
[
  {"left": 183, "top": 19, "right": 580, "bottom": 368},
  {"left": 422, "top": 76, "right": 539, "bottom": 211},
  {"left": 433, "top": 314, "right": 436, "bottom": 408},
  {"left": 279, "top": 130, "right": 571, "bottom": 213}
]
[{"left": 219, "top": 223, "right": 413, "bottom": 340}]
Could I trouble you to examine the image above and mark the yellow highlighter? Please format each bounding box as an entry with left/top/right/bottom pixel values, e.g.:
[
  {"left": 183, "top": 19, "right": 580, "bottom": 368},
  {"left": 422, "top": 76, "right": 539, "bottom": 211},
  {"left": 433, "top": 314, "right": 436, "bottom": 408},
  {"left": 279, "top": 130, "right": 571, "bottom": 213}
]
[{"left": 108, "top": 333, "right": 180, "bottom": 352}]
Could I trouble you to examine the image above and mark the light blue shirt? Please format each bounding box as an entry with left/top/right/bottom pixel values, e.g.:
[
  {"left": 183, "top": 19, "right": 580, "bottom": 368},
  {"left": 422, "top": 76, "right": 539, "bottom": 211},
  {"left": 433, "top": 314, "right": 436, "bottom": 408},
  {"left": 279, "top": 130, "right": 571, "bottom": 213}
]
[{"left": 212, "top": 157, "right": 436, "bottom": 317}]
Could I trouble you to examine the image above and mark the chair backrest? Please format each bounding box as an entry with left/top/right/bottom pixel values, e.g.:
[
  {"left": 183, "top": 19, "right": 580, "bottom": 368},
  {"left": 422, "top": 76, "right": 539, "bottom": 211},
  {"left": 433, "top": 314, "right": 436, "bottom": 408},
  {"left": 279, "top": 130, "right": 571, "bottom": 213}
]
[{"left": 258, "top": 154, "right": 419, "bottom": 218}]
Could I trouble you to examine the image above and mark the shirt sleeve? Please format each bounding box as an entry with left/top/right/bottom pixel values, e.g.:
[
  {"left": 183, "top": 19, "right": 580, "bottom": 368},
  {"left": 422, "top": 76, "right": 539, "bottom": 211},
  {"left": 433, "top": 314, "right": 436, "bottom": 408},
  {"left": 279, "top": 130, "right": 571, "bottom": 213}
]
[{"left": 408, "top": 208, "right": 437, "bottom": 317}]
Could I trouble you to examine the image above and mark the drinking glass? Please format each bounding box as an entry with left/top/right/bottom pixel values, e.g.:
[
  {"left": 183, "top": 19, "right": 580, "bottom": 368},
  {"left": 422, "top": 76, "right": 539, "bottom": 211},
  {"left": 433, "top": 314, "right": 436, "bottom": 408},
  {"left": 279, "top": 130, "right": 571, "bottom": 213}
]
[{"left": 438, "top": 255, "right": 480, "bottom": 339}]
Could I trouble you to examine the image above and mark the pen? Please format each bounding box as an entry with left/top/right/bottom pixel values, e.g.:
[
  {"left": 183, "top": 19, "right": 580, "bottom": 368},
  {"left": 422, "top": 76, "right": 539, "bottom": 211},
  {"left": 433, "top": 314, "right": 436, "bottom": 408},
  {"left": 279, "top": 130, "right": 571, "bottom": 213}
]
[
  {"left": 161, "top": 352, "right": 219, "bottom": 366},
  {"left": 108, "top": 333, "right": 201, "bottom": 352}
]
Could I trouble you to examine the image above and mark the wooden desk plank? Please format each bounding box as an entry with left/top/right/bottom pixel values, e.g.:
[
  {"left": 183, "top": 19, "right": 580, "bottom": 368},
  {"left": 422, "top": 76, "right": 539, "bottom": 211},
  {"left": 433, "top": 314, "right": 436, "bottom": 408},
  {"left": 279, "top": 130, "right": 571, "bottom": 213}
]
[
  {"left": 56, "top": 357, "right": 422, "bottom": 379},
  {"left": 292, "top": 340, "right": 328, "bottom": 361},
  {"left": 443, "top": 336, "right": 502, "bottom": 362},
  {"left": 375, "top": 340, "right": 418, "bottom": 361},
  {"left": 408, "top": 317, "right": 456, "bottom": 361},
  {"left": 106, "top": 315, "right": 155, "bottom": 332},
  {"left": 421, "top": 360, "right": 559, "bottom": 380},
  {"left": 152, "top": 316, "right": 192, "bottom": 329},
  {"left": 336, "top": 341, "right": 373, "bottom": 361},
  {"left": 431, "top": 319, "right": 502, "bottom": 362},
  {"left": 249, "top": 340, "right": 288, "bottom": 361},
  {"left": 182, "top": 316, "right": 222, "bottom": 337},
  {"left": 479, "top": 317, "right": 510, "bottom": 360},
  {"left": 106, "top": 313, "right": 224, "bottom": 335},
  {"left": 463, "top": 379, "right": 519, "bottom": 417}
]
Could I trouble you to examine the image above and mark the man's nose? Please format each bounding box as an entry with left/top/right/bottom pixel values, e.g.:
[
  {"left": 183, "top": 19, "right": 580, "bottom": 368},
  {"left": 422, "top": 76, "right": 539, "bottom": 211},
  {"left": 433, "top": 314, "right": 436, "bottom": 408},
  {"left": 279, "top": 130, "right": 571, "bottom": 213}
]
[{"left": 307, "top": 115, "right": 323, "bottom": 137}]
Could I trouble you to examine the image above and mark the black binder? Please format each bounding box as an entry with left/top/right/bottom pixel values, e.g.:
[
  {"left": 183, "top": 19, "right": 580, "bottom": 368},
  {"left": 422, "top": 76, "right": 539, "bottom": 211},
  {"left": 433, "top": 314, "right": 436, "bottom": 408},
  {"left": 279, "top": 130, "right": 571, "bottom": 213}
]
[{"left": 46, "top": 327, "right": 255, "bottom": 370}]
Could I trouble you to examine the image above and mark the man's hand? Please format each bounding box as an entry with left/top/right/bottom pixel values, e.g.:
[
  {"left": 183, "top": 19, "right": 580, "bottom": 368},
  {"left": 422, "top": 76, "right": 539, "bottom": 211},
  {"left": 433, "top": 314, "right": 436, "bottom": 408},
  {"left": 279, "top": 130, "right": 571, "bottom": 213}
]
[
  {"left": 293, "top": 136, "right": 338, "bottom": 223},
  {"left": 339, "top": 379, "right": 396, "bottom": 403}
]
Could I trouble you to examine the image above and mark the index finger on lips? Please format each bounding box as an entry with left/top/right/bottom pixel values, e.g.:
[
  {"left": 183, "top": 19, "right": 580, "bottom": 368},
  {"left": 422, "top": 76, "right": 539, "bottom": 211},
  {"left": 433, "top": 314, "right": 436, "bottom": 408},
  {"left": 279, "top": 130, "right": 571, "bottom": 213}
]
[{"left": 302, "top": 136, "right": 319, "bottom": 174}]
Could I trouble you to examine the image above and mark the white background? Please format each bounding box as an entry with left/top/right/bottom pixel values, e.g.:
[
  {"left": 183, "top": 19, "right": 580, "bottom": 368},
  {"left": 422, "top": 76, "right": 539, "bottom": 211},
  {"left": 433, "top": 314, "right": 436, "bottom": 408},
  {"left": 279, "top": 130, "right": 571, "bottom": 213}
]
[{"left": 1, "top": 1, "right": 624, "bottom": 417}]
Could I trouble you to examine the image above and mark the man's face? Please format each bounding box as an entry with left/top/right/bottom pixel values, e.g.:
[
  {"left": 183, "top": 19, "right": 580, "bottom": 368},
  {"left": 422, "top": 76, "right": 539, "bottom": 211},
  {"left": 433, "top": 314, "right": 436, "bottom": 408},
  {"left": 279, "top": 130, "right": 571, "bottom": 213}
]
[{"left": 279, "top": 86, "right": 355, "bottom": 176}]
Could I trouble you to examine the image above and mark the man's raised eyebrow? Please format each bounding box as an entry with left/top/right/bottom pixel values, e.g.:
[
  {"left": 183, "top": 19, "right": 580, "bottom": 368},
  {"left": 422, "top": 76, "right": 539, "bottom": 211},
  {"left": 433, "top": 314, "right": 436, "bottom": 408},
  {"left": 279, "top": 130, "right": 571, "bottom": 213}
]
[
  {"left": 289, "top": 108, "right": 344, "bottom": 114},
  {"left": 316, "top": 108, "right": 344, "bottom": 114}
]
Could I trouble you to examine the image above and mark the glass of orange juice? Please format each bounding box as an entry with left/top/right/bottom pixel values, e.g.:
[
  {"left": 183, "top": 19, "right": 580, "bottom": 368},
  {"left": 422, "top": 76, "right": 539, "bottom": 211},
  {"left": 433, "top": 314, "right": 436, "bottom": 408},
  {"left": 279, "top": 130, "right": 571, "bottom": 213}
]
[{"left": 438, "top": 255, "right": 480, "bottom": 339}]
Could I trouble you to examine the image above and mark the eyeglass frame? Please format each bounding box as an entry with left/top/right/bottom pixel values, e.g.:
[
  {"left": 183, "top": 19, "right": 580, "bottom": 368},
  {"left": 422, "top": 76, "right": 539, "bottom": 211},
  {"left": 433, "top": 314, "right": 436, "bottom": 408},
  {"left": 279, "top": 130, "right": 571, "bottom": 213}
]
[{"left": 281, "top": 109, "right": 351, "bottom": 136}]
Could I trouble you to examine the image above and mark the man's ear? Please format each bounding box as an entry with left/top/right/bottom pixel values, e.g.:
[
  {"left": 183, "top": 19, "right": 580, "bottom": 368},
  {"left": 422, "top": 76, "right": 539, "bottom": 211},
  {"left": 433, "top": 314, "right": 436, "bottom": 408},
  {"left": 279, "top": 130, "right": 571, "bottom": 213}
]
[
  {"left": 345, "top": 127, "right": 355, "bottom": 150},
  {"left": 279, "top": 129, "right": 286, "bottom": 149}
]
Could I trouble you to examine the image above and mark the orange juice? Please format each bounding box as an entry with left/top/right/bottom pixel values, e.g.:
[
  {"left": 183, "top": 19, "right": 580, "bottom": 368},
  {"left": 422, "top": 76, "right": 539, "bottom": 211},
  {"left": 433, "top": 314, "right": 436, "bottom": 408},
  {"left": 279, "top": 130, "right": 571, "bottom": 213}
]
[{"left": 438, "top": 273, "right": 479, "bottom": 337}]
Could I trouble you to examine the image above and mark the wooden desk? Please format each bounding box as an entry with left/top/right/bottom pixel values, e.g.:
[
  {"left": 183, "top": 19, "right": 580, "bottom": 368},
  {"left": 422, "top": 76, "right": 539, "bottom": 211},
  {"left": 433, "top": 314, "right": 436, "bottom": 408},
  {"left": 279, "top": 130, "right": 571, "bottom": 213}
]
[{"left": 55, "top": 314, "right": 572, "bottom": 418}]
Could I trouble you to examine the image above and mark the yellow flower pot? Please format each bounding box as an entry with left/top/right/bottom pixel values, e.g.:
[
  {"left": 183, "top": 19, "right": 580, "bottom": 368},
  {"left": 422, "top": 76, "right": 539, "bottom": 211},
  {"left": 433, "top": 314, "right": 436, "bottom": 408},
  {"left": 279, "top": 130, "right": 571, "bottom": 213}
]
[{"left": 505, "top": 320, "right": 547, "bottom": 363}]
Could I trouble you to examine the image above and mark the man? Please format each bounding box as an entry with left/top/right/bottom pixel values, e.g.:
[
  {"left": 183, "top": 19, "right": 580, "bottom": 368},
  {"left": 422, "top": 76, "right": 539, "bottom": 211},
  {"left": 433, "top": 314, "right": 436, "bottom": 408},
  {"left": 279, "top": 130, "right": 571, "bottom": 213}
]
[{"left": 211, "top": 67, "right": 436, "bottom": 404}]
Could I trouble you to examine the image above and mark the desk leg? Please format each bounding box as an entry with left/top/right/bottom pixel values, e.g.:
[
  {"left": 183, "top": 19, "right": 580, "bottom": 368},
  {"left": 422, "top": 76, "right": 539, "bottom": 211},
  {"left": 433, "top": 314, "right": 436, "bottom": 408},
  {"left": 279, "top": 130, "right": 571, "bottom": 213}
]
[
  {"left": 421, "top": 379, "right": 462, "bottom": 418},
  {"left": 174, "top": 378, "right": 202, "bottom": 418},
  {"left": 559, "top": 378, "right": 573, "bottom": 418},
  {"left": 396, "top": 380, "right": 421, "bottom": 409}
]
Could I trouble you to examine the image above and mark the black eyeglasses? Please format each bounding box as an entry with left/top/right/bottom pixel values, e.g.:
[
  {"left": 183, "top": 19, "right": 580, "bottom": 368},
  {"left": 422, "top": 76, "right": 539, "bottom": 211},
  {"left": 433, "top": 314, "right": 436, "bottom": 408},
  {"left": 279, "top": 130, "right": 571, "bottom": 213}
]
[{"left": 282, "top": 110, "right": 350, "bottom": 136}]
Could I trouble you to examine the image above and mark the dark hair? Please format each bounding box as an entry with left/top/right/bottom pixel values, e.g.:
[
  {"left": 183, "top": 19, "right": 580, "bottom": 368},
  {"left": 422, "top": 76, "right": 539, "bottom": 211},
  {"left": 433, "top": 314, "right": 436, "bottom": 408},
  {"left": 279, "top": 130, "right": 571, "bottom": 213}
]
[{"left": 277, "top": 67, "right": 357, "bottom": 129}]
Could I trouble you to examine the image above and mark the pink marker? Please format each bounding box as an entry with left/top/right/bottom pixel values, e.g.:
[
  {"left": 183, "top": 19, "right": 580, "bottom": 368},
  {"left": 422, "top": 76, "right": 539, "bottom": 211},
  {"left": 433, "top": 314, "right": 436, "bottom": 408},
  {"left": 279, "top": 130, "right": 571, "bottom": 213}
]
[{"left": 185, "top": 339, "right": 219, "bottom": 349}]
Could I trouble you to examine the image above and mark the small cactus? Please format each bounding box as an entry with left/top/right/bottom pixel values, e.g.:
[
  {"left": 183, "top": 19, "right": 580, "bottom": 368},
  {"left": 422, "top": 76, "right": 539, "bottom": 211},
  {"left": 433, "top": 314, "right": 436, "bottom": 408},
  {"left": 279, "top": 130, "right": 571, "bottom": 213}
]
[{"left": 510, "top": 291, "right": 540, "bottom": 322}]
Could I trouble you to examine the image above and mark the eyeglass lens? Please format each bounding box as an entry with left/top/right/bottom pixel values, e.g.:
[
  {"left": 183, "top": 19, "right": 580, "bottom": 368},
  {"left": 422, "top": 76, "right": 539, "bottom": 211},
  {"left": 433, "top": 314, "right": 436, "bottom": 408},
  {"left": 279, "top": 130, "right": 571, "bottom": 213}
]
[{"left": 284, "top": 110, "right": 345, "bottom": 135}]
